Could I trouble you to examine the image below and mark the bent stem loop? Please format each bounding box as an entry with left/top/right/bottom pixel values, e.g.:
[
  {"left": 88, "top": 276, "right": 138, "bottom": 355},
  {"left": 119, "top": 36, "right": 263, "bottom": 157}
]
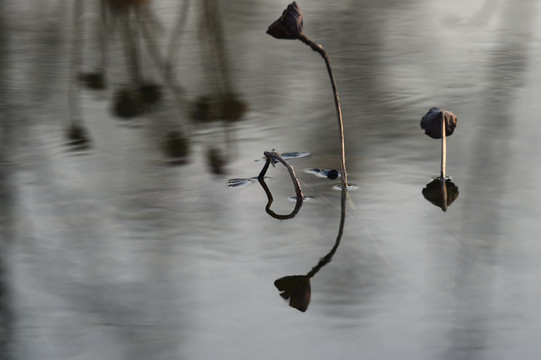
[
  {"left": 257, "top": 151, "right": 304, "bottom": 220},
  {"left": 298, "top": 34, "right": 348, "bottom": 190}
]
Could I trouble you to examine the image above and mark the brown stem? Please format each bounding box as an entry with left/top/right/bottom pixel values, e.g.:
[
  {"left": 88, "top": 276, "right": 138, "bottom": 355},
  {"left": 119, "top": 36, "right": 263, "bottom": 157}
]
[
  {"left": 306, "top": 182, "right": 347, "bottom": 278},
  {"left": 257, "top": 151, "right": 304, "bottom": 220},
  {"left": 298, "top": 34, "right": 348, "bottom": 189},
  {"left": 440, "top": 111, "right": 447, "bottom": 179}
]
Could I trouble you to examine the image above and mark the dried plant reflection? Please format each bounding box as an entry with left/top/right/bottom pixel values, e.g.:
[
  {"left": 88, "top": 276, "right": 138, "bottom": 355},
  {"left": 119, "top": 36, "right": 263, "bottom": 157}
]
[
  {"left": 275, "top": 183, "right": 347, "bottom": 312},
  {"left": 422, "top": 178, "right": 459, "bottom": 212},
  {"left": 67, "top": 0, "right": 92, "bottom": 151},
  {"left": 193, "top": 0, "right": 247, "bottom": 123}
]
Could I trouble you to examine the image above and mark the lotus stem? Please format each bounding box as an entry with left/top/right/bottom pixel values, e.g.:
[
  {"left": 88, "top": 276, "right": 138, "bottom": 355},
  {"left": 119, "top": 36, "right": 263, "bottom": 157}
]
[
  {"left": 440, "top": 111, "right": 446, "bottom": 179},
  {"left": 257, "top": 151, "right": 304, "bottom": 220},
  {"left": 306, "top": 185, "right": 346, "bottom": 278},
  {"left": 298, "top": 34, "right": 348, "bottom": 190}
]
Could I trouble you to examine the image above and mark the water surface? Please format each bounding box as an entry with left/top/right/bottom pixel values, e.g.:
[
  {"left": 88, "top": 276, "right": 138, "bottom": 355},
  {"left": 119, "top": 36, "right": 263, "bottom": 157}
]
[{"left": 2, "top": 0, "right": 541, "bottom": 359}]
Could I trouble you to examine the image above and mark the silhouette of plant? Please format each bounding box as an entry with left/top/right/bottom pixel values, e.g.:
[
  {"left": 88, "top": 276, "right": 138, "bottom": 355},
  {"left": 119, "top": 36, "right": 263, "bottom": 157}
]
[
  {"left": 267, "top": 1, "right": 349, "bottom": 189},
  {"left": 421, "top": 107, "right": 457, "bottom": 179}
]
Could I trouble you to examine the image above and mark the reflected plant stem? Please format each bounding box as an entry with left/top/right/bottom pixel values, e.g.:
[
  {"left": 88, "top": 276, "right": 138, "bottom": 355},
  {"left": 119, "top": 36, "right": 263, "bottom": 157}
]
[
  {"left": 306, "top": 183, "right": 346, "bottom": 278},
  {"left": 441, "top": 111, "right": 447, "bottom": 179},
  {"left": 136, "top": 9, "right": 191, "bottom": 134},
  {"left": 298, "top": 34, "right": 348, "bottom": 189},
  {"left": 122, "top": 13, "right": 142, "bottom": 86},
  {"left": 202, "top": 0, "right": 233, "bottom": 94},
  {"left": 165, "top": 0, "right": 191, "bottom": 78},
  {"left": 257, "top": 151, "right": 304, "bottom": 220},
  {"left": 97, "top": 0, "right": 109, "bottom": 83},
  {"left": 441, "top": 180, "right": 448, "bottom": 212},
  {"left": 274, "top": 173, "right": 347, "bottom": 312},
  {"left": 68, "top": 0, "right": 84, "bottom": 126}
]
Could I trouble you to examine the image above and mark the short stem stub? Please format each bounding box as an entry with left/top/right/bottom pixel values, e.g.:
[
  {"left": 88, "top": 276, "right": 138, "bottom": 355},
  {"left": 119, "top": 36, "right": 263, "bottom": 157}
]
[{"left": 440, "top": 111, "right": 447, "bottom": 179}]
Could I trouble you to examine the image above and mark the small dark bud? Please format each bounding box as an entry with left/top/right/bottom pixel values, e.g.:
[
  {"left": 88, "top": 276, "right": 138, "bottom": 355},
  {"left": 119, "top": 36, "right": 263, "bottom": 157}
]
[
  {"left": 266, "top": 1, "right": 304, "bottom": 40},
  {"left": 326, "top": 169, "right": 339, "bottom": 180},
  {"left": 420, "top": 107, "right": 457, "bottom": 139}
]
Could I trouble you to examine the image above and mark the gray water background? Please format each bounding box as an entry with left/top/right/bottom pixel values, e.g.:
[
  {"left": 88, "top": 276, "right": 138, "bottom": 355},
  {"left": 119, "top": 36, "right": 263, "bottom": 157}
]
[{"left": 2, "top": 0, "right": 541, "bottom": 359}]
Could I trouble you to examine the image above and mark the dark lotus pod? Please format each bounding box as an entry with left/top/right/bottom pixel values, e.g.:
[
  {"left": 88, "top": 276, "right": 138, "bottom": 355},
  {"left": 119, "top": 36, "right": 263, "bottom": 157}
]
[
  {"left": 274, "top": 275, "right": 311, "bottom": 312},
  {"left": 266, "top": 2, "right": 303, "bottom": 40},
  {"left": 422, "top": 179, "right": 459, "bottom": 211},
  {"left": 420, "top": 107, "right": 457, "bottom": 139}
]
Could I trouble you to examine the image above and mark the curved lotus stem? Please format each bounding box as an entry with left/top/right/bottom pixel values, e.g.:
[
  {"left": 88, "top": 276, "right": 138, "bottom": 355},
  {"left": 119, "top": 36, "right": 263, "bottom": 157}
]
[
  {"left": 267, "top": 2, "right": 348, "bottom": 190},
  {"left": 257, "top": 151, "right": 304, "bottom": 220},
  {"left": 306, "top": 183, "right": 346, "bottom": 278}
]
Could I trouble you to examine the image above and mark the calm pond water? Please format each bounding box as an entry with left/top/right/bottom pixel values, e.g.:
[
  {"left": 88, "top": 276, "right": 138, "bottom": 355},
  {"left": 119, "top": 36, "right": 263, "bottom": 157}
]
[{"left": 2, "top": 0, "right": 541, "bottom": 359}]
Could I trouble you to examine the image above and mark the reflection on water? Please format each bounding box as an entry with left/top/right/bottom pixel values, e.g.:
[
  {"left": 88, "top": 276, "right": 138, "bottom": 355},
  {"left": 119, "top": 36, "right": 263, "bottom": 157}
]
[
  {"left": 2, "top": 0, "right": 541, "bottom": 359},
  {"left": 67, "top": 0, "right": 247, "bottom": 163},
  {"left": 275, "top": 181, "right": 347, "bottom": 312},
  {"left": 237, "top": 149, "right": 348, "bottom": 312},
  {"left": 422, "top": 178, "right": 459, "bottom": 212}
]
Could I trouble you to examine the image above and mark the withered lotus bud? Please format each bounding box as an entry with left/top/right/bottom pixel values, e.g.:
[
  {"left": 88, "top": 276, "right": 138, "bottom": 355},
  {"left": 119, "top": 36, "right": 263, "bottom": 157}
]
[
  {"left": 266, "top": 1, "right": 304, "bottom": 40},
  {"left": 420, "top": 107, "right": 457, "bottom": 139}
]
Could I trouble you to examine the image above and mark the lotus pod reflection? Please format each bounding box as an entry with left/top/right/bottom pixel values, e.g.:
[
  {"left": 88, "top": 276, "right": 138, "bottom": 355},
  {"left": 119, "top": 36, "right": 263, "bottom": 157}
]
[
  {"left": 266, "top": 1, "right": 349, "bottom": 188},
  {"left": 65, "top": 124, "right": 92, "bottom": 150},
  {"left": 274, "top": 275, "right": 311, "bottom": 312},
  {"left": 192, "top": 95, "right": 247, "bottom": 123},
  {"left": 420, "top": 107, "right": 457, "bottom": 139},
  {"left": 266, "top": 2, "right": 303, "bottom": 40},
  {"left": 163, "top": 130, "right": 189, "bottom": 162},
  {"left": 422, "top": 179, "right": 459, "bottom": 211},
  {"left": 78, "top": 72, "right": 106, "bottom": 90}
]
